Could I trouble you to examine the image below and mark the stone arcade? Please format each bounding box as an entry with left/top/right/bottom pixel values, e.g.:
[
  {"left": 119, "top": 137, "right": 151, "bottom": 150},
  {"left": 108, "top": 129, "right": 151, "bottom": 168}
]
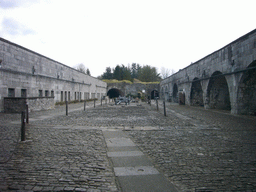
[
  {"left": 0, "top": 38, "right": 107, "bottom": 112},
  {"left": 160, "top": 29, "right": 256, "bottom": 115}
]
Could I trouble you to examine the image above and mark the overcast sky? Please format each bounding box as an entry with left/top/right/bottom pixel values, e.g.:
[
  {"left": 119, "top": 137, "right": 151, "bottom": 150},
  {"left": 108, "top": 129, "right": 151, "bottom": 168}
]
[{"left": 0, "top": 0, "right": 255, "bottom": 77}]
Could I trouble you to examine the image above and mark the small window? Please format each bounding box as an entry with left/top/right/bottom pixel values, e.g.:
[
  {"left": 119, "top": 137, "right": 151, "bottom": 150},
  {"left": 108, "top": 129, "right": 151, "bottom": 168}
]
[
  {"left": 45, "top": 90, "right": 49, "bottom": 97},
  {"left": 51, "top": 90, "right": 54, "bottom": 97},
  {"left": 39, "top": 90, "right": 43, "bottom": 97},
  {"left": 32, "top": 66, "right": 36, "bottom": 75},
  {"left": 8, "top": 88, "right": 15, "bottom": 97},
  {"left": 68, "top": 91, "right": 70, "bottom": 101},
  {"left": 21, "top": 89, "right": 27, "bottom": 97},
  {"left": 61, "top": 91, "right": 63, "bottom": 101}
]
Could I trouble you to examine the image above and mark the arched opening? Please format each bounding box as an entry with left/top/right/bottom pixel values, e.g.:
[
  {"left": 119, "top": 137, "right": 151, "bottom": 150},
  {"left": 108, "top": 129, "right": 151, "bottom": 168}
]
[
  {"left": 173, "top": 83, "right": 178, "bottom": 103},
  {"left": 151, "top": 90, "right": 159, "bottom": 99},
  {"left": 165, "top": 85, "right": 169, "bottom": 100},
  {"left": 190, "top": 78, "right": 204, "bottom": 106},
  {"left": 107, "top": 88, "right": 123, "bottom": 99},
  {"left": 206, "top": 71, "right": 231, "bottom": 110},
  {"left": 179, "top": 92, "right": 185, "bottom": 105},
  {"left": 237, "top": 60, "right": 256, "bottom": 115}
]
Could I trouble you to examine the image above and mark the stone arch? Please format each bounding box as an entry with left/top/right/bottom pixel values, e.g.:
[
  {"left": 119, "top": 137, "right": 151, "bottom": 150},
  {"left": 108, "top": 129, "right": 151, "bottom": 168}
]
[
  {"left": 151, "top": 90, "right": 159, "bottom": 99},
  {"left": 206, "top": 71, "right": 231, "bottom": 110},
  {"left": 237, "top": 60, "right": 256, "bottom": 115},
  {"left": 107, "top": 88, "right": 123, "bottom": 98},
  {"left": 190, "top": 78, "right": 204, "bottom": 106},
  {"left": 173, "top": 83, "right": 178, "bottom": 103}
]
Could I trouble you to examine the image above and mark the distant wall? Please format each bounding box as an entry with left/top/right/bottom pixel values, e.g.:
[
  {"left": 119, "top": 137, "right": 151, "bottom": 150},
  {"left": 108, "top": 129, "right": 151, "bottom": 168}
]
[{"left": 107, "top": 82, "right": 160, "bottom": 98}]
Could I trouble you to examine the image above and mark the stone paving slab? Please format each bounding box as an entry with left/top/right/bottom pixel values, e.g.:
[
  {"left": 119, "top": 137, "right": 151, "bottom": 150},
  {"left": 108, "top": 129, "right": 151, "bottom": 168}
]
[
  {"left": 114, "top": 166, "right": 159, "bottom": 176},
  {"left": 117, "top": 174, "right": 178, "bottom": 192},
  {"left": 111, "top": 156, "right": 153, "bottom": 167},
  {"left": 107, "top": 151, "right": 144, "bottom": 157}
]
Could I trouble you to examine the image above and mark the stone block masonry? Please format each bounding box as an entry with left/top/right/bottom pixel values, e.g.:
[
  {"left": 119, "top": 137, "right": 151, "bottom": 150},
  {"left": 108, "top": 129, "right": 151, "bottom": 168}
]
[
  {"left": 0, "top": 37, "right": 107, "bottom": 112},
  {"left": 160, "top": 29, "right": 256, "bottom": 115},
  {"left": 4, "top": 97, "right": 26, "bottom": 113},
  {"left": 4, "top": 97, "right": 55, "bottom": 113}
]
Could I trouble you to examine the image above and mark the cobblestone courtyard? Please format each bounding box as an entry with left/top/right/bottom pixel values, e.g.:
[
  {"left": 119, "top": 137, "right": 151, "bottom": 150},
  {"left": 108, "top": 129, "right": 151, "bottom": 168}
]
[{"left": 0, "top": 101, "right": 256, "bottom": 191}]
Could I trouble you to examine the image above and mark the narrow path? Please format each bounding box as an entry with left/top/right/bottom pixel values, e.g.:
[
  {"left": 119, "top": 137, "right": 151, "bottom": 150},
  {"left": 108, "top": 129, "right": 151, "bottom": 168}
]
[{"left": 103, "top": 130, "right": 178, "bottom": 192}]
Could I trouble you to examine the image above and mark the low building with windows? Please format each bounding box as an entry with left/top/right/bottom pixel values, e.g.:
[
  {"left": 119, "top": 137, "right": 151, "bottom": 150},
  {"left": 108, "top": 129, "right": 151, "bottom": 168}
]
[{"left": 0, "top": 37, "right": 107, "bottom": 112}]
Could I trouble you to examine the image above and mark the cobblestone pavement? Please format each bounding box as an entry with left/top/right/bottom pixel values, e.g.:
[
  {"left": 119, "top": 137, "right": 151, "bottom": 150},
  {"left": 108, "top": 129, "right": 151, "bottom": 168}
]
[
  {"left": 0, "top": 100, "right": 256, "bottom": 191},
  {"left": 129, "top": 101, "right": 256, "bottom": 191}
]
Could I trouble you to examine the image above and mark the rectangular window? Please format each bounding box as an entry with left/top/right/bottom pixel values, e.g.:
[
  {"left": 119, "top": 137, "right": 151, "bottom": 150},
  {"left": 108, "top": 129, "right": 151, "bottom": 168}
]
[
  {"left": 45, "top": 90, "right": 49, "bottom": 97},
  {"left": 74, "top": 92, "right": 77, "bottom": 100},
  {"left": 61, "top": 91, "right": 63, "bottom": 101},
  {"left": 51, "top": 90, "right": 54, "bottom": 97},
  {"left": 68, "top": 91, "right": 70, "bottom": 101},
  {"left": 8, "top": 88, "right": 15, "bottom": 97},
  {"left": 65, "top": 91, "right": 67, "bottom": 101},
  {"left": 21, "top": 89, "right": 27, "bottom": 98},
  {"left": 39, "top": 90, "right": 43, "bottom": 97}
]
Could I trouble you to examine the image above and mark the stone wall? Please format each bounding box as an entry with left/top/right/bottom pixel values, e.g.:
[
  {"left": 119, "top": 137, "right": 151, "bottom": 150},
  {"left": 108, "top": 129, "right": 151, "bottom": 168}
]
[
  {"left": 4, "top": 97, "right": 26, "bottom": 113},
  {"left": 160, "top": 29, "right": 256, "bottom": 115},
  {"left": 4, "top": 97, "right": 55, "bottom": 113},
  {"left": 0, "top": 38, "right": 107, "bottom": 112},
  {"left": 26, "top": 97, "right": 55, "bottom": 112}
]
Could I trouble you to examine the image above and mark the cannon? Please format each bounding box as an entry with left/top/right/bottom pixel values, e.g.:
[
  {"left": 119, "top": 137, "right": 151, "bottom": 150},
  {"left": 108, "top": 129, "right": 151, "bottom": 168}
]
[{"left": 115, "top": 96, "right": 130, "bottom": 105}]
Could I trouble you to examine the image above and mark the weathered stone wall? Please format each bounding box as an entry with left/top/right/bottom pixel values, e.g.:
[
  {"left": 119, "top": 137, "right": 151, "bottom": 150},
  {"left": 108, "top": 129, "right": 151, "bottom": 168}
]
[
  {"left": 26, "top": 97, "right": 55, "bottom": 112},
  {"left": 0, "top": 38, "right": 107, "bottom": 112},
  {"left": 160, "top": 29, "right": 256, "bottom": 115},
  {"left": 4, "top": 97, "right": 55, "bottom": 113},
  {"left": 4, "top": 97, "right": 26, "bottom": 113}
]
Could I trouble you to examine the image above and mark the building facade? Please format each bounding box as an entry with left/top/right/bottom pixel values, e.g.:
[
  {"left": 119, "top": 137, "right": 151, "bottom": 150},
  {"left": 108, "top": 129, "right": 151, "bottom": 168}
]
[
  {"left": 0, "top": 37, "right": 107, "bottom": 112},
  {"left": 160, "top": 29, "right": 256, "bottom": 115}
]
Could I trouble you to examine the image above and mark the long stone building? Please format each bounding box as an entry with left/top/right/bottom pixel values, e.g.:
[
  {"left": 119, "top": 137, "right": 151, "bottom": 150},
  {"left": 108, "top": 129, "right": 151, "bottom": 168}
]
[
  {"left": 0, "top": 37, "right": 107, "bottom": 112},
  {"left": 160, "top": 29, "right": 256, "bottom": 115}
]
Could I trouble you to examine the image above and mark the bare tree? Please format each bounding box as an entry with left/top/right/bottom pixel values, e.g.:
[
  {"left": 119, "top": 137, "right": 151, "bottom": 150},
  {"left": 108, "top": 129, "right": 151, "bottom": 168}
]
[
  {"left": 161, "top": 67, "right": 176, "bottom": 79},
  {"left": 74, "top": 63, "right": 90, "bottom": 75}
]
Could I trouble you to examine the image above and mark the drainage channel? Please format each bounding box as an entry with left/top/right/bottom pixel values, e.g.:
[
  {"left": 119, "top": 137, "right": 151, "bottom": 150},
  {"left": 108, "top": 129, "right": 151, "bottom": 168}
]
[{"left": 103, "top": 130, "right": 178, "bottom": 192}]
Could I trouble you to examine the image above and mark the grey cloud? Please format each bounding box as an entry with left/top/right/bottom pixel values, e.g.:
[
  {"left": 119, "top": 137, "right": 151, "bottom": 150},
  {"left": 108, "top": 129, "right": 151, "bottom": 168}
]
[{"left": 2, "top": 17, "right": 36, "bottom": 36}]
